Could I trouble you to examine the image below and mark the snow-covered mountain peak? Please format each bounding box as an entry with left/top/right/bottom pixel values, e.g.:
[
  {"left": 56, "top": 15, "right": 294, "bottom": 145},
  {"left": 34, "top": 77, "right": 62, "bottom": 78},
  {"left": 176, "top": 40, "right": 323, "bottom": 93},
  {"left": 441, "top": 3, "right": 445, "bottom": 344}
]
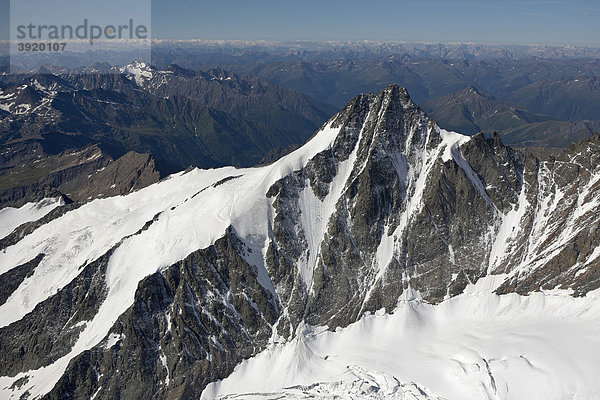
[
  {"left": 120, "top": 60, "right": 154, "bottom": 85},
  {"left": 122, "top": 59, "right": 152, "bottom": 71},
  {"left": 0, "top": 86, "right": 599, "bottom": 399}
]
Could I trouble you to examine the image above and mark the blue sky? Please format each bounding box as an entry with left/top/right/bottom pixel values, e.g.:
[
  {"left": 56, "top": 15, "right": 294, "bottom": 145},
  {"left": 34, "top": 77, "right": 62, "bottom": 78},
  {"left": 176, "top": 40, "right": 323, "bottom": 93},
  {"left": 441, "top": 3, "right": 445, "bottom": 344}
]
[
  {"left": 149, "top": 0, "right": 600, "bottom": 45},
  {"left": 2, "top": 0, "right": 600, "bottom": 46}
]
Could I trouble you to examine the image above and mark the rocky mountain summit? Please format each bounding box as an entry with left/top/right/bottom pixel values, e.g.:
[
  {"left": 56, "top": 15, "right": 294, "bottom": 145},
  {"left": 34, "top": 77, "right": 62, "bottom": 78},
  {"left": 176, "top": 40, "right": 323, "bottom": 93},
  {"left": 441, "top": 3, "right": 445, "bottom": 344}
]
[{"left": 0, "top": 85, "right": 598, "bottom": 399}]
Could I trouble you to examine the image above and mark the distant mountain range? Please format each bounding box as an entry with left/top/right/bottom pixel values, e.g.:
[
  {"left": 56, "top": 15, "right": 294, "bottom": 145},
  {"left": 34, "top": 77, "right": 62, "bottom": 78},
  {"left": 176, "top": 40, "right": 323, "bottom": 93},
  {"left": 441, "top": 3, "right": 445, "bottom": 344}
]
[
  {"left": 6, "top": 41, "right": 600, "bottom": 73},
  {"left": 151, "top": 40, "right": 600, "bottom": 63},
  {"left": 3, "top": 52, "right": 600, "bottom": 208},
  {"left": 200, "top": 55, "right": 600, "bottom": 147},
  {"left": 213, "top": 56, "right": 600, "bottom": 114},
  {"left": 423, "top": 86, "right": 600, "bottom": 147},
  {"left": 0, "top": 62, "right": 335, "bottom": 207}
]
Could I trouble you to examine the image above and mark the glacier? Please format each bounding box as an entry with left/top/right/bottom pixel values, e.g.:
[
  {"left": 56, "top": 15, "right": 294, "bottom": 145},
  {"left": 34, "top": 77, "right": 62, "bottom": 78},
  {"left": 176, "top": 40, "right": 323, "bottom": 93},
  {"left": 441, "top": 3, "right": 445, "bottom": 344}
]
[{"left": 203, "top": 278, "right": 600, "bottom": 399}]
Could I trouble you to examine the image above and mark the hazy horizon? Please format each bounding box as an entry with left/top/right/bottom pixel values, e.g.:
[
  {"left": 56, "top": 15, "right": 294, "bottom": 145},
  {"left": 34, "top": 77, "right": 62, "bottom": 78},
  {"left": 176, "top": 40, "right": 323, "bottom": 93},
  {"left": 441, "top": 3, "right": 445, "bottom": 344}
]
[
  {"left": 150, "top": 0, "right": 600, "bottom": 47},
  {"left": 1, "top": 0, "right": 600, "bottom": 47}
]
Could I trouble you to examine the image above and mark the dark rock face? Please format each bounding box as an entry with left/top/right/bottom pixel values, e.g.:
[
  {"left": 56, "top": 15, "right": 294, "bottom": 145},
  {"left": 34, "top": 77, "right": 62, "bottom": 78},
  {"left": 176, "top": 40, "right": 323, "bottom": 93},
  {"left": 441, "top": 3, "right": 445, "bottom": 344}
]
[
  {"left": 0, "top": 253, "right": 110, "bottom": 377},
  {"left": 0, "top": 143, "right": 167, "bottom": 209},
  {"left": 264, "top": 86, "right": 523, "bottom": 330},
  {"left": 46, "top": 229, "right": 278, "bottom": 400},
  {"left": 58, "top": 151, "right": 164, "bottom": 202},
  {"left": 495, "top": 133, "right": 600, "bottom": 296},
  {"left": 0, "top": 254, "right": 44, "bottom": 306},
  {"left": 1, "top": 85, "right": 599, "bottom": 399}
]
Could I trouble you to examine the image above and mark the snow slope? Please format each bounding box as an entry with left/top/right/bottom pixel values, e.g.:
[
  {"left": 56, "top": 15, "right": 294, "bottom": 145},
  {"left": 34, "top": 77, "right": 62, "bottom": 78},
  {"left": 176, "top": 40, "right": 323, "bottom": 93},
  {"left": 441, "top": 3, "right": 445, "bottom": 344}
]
[
  {"left": 203, "top": 279, "right": 600, "bottom": 400},
  {"left": 0, "top": 86, "right": 598, "bottom": 399},
  {"left": 0, "top": 197, "right": 64, "bottom": 240},
  {"left": 0, "top": 123, "right": 347, "bottom": 399}
]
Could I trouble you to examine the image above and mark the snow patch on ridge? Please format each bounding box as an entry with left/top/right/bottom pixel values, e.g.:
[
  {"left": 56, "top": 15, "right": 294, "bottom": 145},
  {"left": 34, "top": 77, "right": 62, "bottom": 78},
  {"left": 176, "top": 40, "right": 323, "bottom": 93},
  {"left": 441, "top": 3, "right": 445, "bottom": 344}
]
[{"left": 439, "top": 128, "right": 471, "bottom": 163}]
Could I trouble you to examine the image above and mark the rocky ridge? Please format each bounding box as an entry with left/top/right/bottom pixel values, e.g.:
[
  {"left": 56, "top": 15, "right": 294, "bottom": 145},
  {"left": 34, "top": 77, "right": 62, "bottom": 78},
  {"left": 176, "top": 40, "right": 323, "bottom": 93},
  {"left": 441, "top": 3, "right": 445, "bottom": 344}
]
[{"left": 0, "top": 85, "right": 598, "bottom": 399}]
